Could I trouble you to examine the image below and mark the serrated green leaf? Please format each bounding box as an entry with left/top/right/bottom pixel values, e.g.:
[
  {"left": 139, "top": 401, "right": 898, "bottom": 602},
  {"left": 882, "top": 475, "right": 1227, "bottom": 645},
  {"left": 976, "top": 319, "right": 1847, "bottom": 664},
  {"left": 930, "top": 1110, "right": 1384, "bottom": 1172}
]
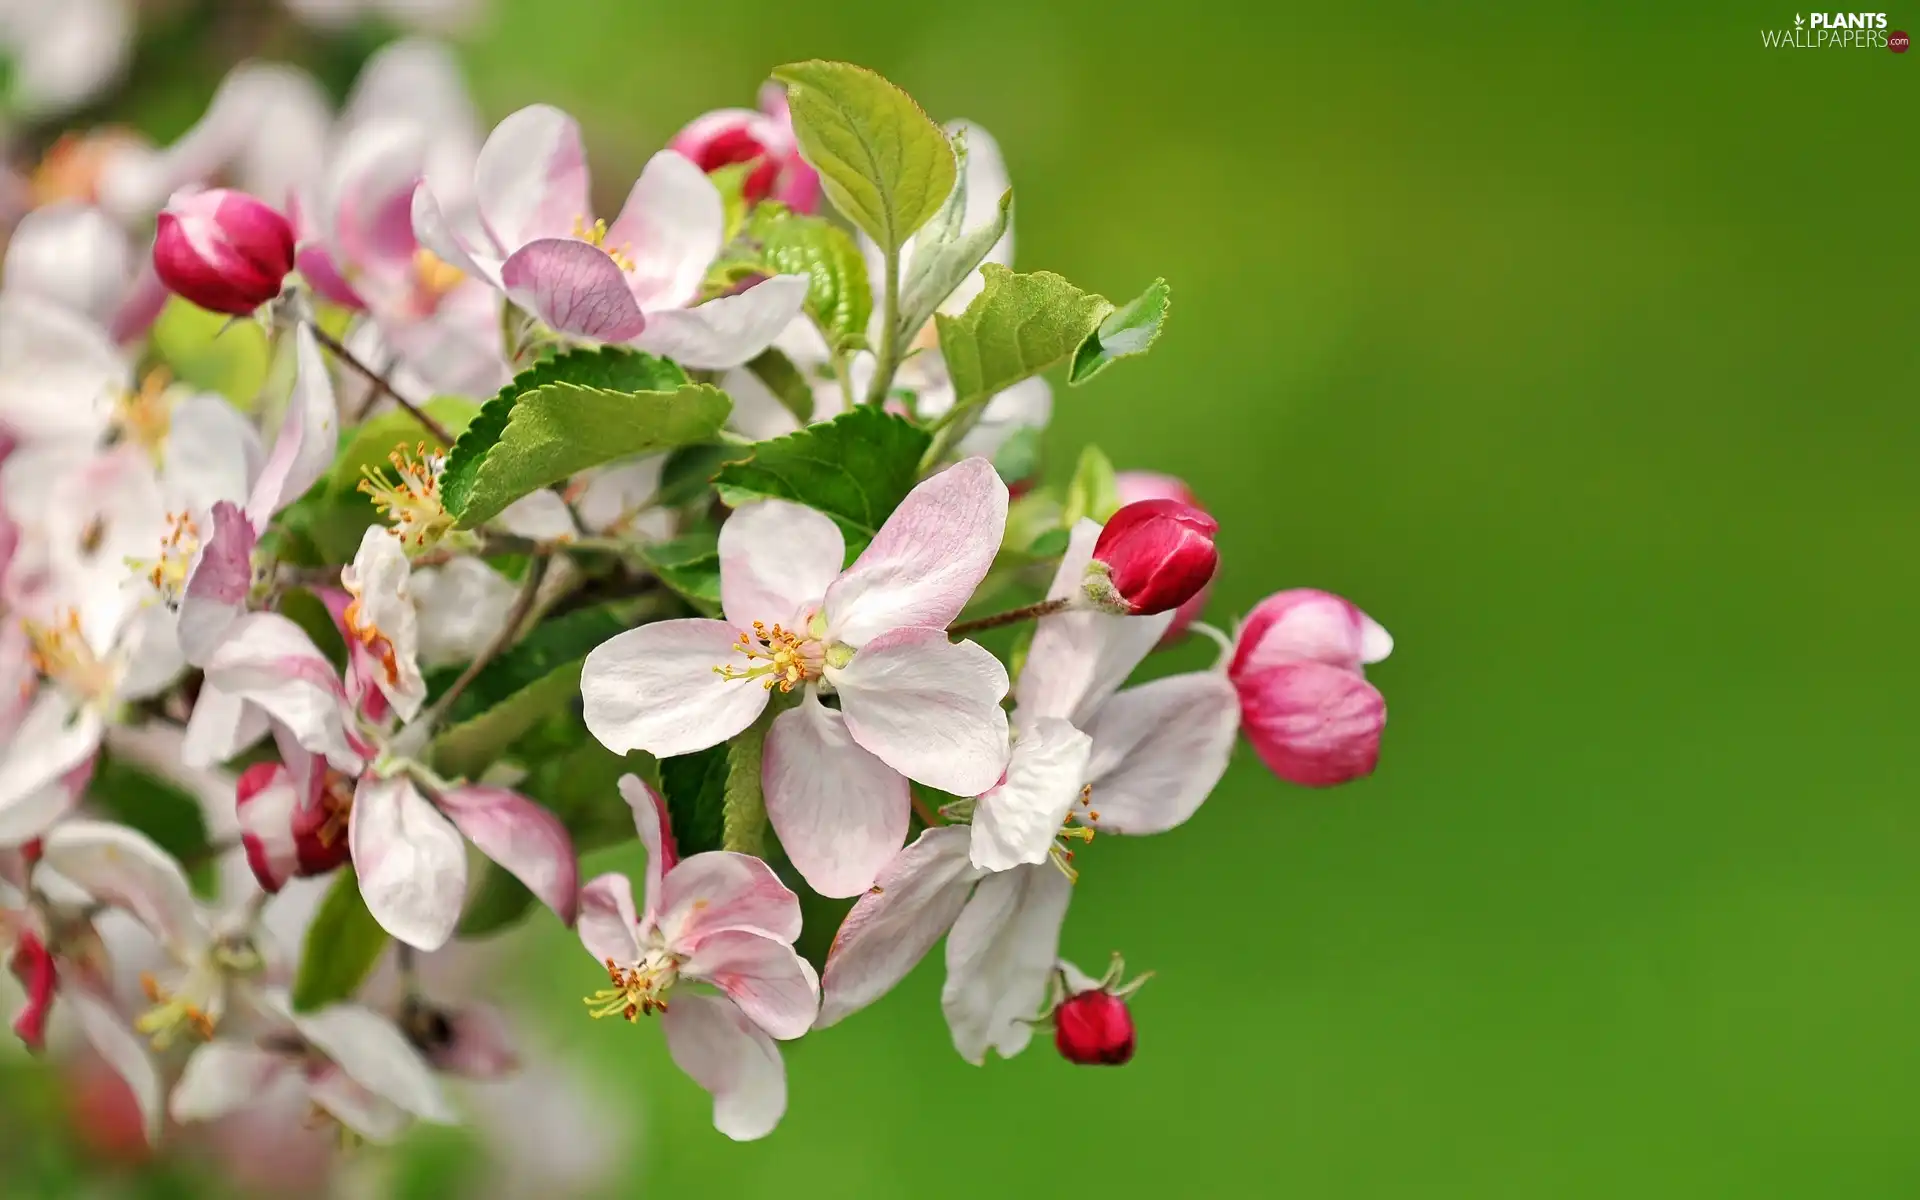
[
  {"left": 326, "top": 397, "right": 480, "bottom": 496},
  {"left": 658, "top": 745, "right": 729, "bottom": 857},
  {"left": 898, "top": 131, "right": 1012, "bottom": 340},
  {"left": 722, "top": 711, "right": 771, "bottom": 855},
  {"left": 747, "top": 347, "right": 815, "bottom": 426},
  {"left": 712, "top": 406, "right": 931, "bottom": 554},
  {"left": 1062, "top": 445, "right": 1121, "bottom": 527},
  {"left": 86, "top": 755, "right": 217, "bottom": 898},
  {"left": 440, "top": 347, "right": 719, "bottom": 526},
  {"left": 757, "top": 212, "right": 873, "bottom": 352},
  {"left": 772, "top": 60, "right": 955, "bottom": 254},
  {"left": 639, "top": 529, "right": 723, "bottom": 615},
  {"left": 657, "top": 443, "right": 746, "bottom": 508},
  {"left": 1069, "top": 278, "right": 1172, "bottom": 384},
  {"left": 935, "top": 266, "right": 1115, "bottom": 408},
  {"left": 292, "top": 870, "right": 389, "bottom": 1012}
]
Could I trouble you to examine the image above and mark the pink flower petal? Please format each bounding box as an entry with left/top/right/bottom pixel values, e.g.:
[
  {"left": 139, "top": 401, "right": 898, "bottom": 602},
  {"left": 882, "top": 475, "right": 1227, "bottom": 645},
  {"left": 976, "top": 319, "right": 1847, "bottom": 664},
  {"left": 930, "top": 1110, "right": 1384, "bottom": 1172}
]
[
  {"left": 179, "top": 681, "right": 269, "bottom": 769},
  {"left": 324, "top": 119, "right": 427, "bottom": 272},
  {"left": 306, "top": 1066, "right": 413, "bottom": 1143},
  {"left": 580, "top": 618, "right": 771, "bottom": 760},
  {"left": 718, "top": 499, "right": 844, "bottom": 631},
  {"left": 68, "top": 986, "right": 164, "bottom": 1146},
  {"left": 655, "top": 851, "right": 802, "bottom": 952},
  {"left": 817, "top": 826, "right": 978, "bottom": 1029},
  {"left": 659, "top": 993, "right": 786, "bottom": 1141},
  {"left": 293, "top": 1002, "right": 456, "bottom": 1124},
  {"left": 679, "top": 929, "right": 819, "bottom": 1040},
  {"left": 500, "top": 238, "right": 648, "bottom": 342},
  {"left": 235, "top": 761, "right": 299, "bottom": 893},
  {"left": 1237, "top": 661, "right": 1386, "bottom": 787},
  {"left": 1079, "top": 672, "right": 1238, "bottom": 834},
  {"left": 177, "top": 500, "right": 255, "bottom": 666},
  {"left": 437, "top": 786, "right": 579, "bottom": 926},
  {"left": 474, "top": 105, "right": 589, "bottom": 251},
  {"left": 615, "top": 775, "right": 676, "bottom": 922},
  {"left": 1230, "top": 588, "right": 1391, "bottom": 678},
  {"left": 0, "top": 694, "right": 103, "bottom": 843},
  {"left": 824, "top": 457, "right": 1008, "bottom": 647},
  {"left": 832, "top": 627, "right": 1010, "bottom": 796},
  {"left": 941, "top": 863, "right": 1072, "bottom": 1064},
  {"left": 763, "top": 690, "right": 909, "bottom": 897},
  {"left": 349, "top": 775, "right": 467, "bottom": 951},
  {"left": 604, "top": 150, "right": 724, "bottom": 312},
  {"left": 970, "top": 717, "right": 1091, "bottom": 873},
  {"left": 201, "top": 613, "right": 364, "bottom": 774},
  {"left": 577, "top": 873, "right": 642, "bottom": 967},
  {"left": 244, "top": 325, "right": 338, "bottom": 527},
  {"left": 410, "top": 181, "right": 500, "bottom": 285},
  {"left": 628, "top": 273, "right": 809, "bottom": 370},
  {"left": 171, "top": 1041, "right": 288, "bottom": 1123}
]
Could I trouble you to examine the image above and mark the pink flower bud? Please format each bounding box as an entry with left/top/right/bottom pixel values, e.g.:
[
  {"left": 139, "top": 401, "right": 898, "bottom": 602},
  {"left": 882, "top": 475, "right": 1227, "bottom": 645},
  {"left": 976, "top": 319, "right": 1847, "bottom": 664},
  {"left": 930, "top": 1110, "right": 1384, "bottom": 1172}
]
[
  {"left": 152, "top": 188, "right": 295, "bottom": 315},
  {"left": 1115, "top": 471, "right": 1213, "bottom": 641},
  {"left": 7, "top": 930, "right": 57, "bottom": 1051},
  {"left": 1083, "top": 498, "right": 1219, "bottom": 616},
  {"left": 236, "top": 760, "right": 352, "bottom": 893},
  {"left": 669, "top": 83, "right": 822, "bottom": 213},
  {"left": 1228, "top": 589, "right": 1392, "bottom": 787},
  {"left": 1053, "top": 987, "right": 1136, "bottom": 1065}
]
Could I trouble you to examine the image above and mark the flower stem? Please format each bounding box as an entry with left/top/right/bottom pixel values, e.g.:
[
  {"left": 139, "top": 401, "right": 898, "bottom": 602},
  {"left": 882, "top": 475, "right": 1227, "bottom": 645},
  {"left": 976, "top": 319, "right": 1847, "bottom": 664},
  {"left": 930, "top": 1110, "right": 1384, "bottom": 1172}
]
[
  {"left": 862, "top": 244, "right": 902, "bottom": 406},
  {"left": 911, "top": 793, "right": 944, "bottom": 829},
  {"left": 306, "top": 322, "right": 454, "bottom": 445},
  {"left": 947, "top": 596, "right": 1072, "bottom": 637},
  {"left": 413, "top": 555, "right": 549, "bottom": 735}
]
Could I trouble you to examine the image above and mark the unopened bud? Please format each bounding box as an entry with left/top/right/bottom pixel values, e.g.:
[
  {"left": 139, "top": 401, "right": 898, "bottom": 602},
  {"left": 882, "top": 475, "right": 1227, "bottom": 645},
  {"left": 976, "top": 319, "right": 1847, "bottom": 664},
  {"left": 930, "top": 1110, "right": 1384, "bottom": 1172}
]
[
  {"left": 670, "top": 85, "right": 821, "bottom": 212},
  {"left": 1053, "top": 987, "right": 1135, "bottom": 1066},
  {"left": 1083, "top": 498, "right": 1218, "bottom": 616},
  {"left": 153, "top": 188, "right": 295, "bottom": 315},
  {"left": 236, "top": 761, "right": 352, "bottom": 893},
  {"left": 1227, "top": 589, "right": 1392, "bottom": 787}
]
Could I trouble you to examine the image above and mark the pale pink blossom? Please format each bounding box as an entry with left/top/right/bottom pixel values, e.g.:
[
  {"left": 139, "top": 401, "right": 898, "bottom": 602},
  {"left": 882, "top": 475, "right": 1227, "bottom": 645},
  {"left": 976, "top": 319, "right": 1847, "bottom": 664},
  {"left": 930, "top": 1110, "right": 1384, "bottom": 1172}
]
[
  {"left": 669, "top": 82, "right": 820, "bottom": 212},
  {"left": 576, "top": 776, "right": 816, "bottom": 1140},
  {"left": 1228, "top": 588, "right": 1392, "bottom": 786},
  {"left": 583, "top": 458, "right": 1012, "bottom": 896},
  {"left": 411, "top": 103, "right": 808, "bottom": 366}
]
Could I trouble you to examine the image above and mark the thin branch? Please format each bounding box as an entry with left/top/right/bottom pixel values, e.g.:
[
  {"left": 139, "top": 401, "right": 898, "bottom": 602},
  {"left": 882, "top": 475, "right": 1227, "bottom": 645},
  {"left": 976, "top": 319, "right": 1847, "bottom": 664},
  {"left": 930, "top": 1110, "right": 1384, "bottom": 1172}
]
[
  {"left": 947, "top": 596, "right": 1072, "bottom": 638},
  {"left": 306, "top": 322, "right": 454, "bottom": 445},
  {"left": 862, "top": 244, "right": 903, "bottom": 405},
  {"left": 413, "top": 555, "right": 549, "bottom": 734},
  {"left": 911, "top": 793, "right": 944, "bottom": 829}
]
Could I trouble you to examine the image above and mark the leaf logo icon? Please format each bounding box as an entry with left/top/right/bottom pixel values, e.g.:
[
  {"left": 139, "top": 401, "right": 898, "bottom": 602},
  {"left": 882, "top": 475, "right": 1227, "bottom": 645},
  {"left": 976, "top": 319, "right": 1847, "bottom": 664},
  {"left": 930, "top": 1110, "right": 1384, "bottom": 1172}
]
[{"left": 1795, "top": 12, "right": 1805, "bottom": 25}]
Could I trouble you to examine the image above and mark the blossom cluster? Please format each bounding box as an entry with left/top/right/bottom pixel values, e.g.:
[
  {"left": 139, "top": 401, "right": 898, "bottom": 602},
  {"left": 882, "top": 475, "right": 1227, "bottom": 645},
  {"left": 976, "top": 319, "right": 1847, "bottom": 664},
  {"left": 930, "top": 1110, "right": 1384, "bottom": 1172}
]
[{"left": 0, "top": 29, "right": 1392, "bottom": 1170}]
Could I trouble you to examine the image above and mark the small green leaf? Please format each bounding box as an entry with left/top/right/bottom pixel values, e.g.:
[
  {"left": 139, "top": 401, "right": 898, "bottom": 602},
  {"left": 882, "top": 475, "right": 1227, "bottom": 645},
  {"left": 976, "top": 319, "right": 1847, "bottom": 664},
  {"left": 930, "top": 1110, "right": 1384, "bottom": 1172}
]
[
  {"left": 292, "top": 870, "right": 389, "bottom": 1012},
  {"left": 722, "top": 712, "right": 771, "bottom": 855},
  {"left": 657, "top": 443, "right": 747, "bottom": 508},
  {"left": 935, "top": 266, "right": 1115, "bottom": 409},
  {"left": 713, "top": 406, "right": 932, "bottom": 555},
  {"left": 430, "top": 662, "right": 585, "bottom": 781},
  {"left": 639, "top": 530, "right": 723, "bottom": 615},
  {"left": 772, "top": 60, "right": 955, "bottom": 254},
  {"left": 658, "top": 745, "right": 729, "bottom": 856},
  {"left": 898, "top": 130, "right": 1012, "bottom": 339},
  {"left": 86, "top": 755, "right": 217, "bottom": 898},
  {"left": 756, "top": 211, "right": 873, "bottom": 353},
  {"left": 151, "top": 297, "right": 270, "bottom": 406},
  {"left": 1026, "top": 527, "right": 1072, "bottom": 558},
  {"left": 1062, "top": 445, "right": 1121, "bottom": 527},
  {"left": 1069, "top": 278, "right": 1172, "bottom": 384},
  {"left": 457, "top": 870, "right": 538, "bottom": 939},
  {"left": 441, "top": 348, "right": 728, "bottom": 527},
  {"left": 747, "top": 347, "right": 815, "bottom": 426}
]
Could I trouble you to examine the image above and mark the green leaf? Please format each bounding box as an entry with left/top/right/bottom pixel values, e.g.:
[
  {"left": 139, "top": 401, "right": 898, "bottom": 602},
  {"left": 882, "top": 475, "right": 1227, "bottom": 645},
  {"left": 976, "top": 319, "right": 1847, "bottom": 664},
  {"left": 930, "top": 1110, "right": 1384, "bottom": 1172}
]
[
  {"left": 1062, "top": 444, "right": 1122, "bottom": 527},
  {"left": 708, "top": 160, "right": 758, "bottom": 242},
  {"left": 713, "top": 405, "right": 932, "bottom": 554},
  {"left": 722, "top": 712, "right": 771, "bottom": 855},
  {"left": 991, "top": 424, "right": 1043, "bottom": 486},
  {"left": 747, "top": 347, "right": 815, "bottom": 426},
  {"left": 151, "top": 297, "right": 270, "bottom": 407},
  {"left": 276, "top": 587, "right": 349, "bottom": 673},
  {"left": 85, "top": 755, "right": 217, "bottom": 898},
  {"left": 430, "top": 661, "right": 584, "bottom": 781},
  {"left": 657, "top": 745, "right": 729, "bottom": 857},
  {"left": 934, "top": 266, "right": 1115, "bottom": 408},
  {"left": 772, "top": 60, "right": 955, "bottom": 254},
  {"left": 756, "top": 211, "right": 873, "bottom": 353},
  {"left": 456, "top": 869, "right": 538, "bottom": 939},
  {"left": 638, "top": 529, "right": 723, "bottom": 615},
  {"left": 1069, "top": 278, "right": 1172, "bottom": 384},
  {"left": 898, "top": 130, "right": 1013, "bottom": 340},
  {"left": 292, "top": 870, "right": 389, "bottom": 1012},
  {"left": 425, "top": 604, "right": 629, "bottom": 727},
  {"left": 657, "top": 443, "right": 747, "bottom": 508},
  {"left": 440, "top": 347, "right": 729, "bottom": 527},
  {"left": 326, "top": 397, "right": 480, "bottom": 495}
]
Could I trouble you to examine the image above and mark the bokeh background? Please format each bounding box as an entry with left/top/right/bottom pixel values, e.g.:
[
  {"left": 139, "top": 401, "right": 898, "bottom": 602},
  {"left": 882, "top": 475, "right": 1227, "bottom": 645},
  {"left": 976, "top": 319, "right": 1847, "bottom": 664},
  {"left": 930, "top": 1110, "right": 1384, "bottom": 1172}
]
[{"left": 7, "top": 0, "right": 1919, "bottom": 1195}]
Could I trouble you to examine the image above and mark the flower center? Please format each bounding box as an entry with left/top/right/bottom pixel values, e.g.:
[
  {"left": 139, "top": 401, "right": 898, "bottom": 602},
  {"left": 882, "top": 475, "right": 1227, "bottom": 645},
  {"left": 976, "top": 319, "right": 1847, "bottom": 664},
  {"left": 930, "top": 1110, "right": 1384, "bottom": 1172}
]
[
  {"left": 22, "top": 610, "right": 116, "bottom": 704},
  {"left": 127, "top": 511, "right": 200, "bottom": 606},
  {"left": 713, "top": 621, "right": 823, "bottom": 692},
  {"left": 410, "top": 248, "right": 466, "bottom": 310},
  {"left": 113, "top": 369, "right": 175, "bottom": 458},
  {"left": 571, "top": 215, "right": 636, "bottom": 272},
  {"left": 136, "top": 969, "right": 218, "bottom": 1049},
  {"left": 358, "top": 442, "right": 454, "bottom": 551},
  {"left": 1048, "top": 784, "right": 1098, "bottom": 882},
  {"left": 584, "top": 947, "right": 680, "bottom": 1021}
]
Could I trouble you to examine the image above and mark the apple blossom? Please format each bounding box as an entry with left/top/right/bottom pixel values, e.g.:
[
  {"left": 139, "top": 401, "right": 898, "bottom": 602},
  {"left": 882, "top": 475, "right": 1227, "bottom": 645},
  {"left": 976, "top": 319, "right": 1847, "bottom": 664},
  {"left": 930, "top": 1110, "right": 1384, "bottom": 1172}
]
[
  {"left": 412, "top": 103, "right": 809, "bottom": 365},
  {"left": 1228, "top": 588, "right": 1392, "bottom": 786},
  {"left": 152, "top": 189, "right": 298, "bottom": 315},
  {"left": 577, "top": 776, "right": 816, "bottom": 1140},
  {"left": 1083, "top": 497, "right": 1219, "bottom": 617},
  {"left": 670, "top": 82, "right": 821, "bottom": 212}
]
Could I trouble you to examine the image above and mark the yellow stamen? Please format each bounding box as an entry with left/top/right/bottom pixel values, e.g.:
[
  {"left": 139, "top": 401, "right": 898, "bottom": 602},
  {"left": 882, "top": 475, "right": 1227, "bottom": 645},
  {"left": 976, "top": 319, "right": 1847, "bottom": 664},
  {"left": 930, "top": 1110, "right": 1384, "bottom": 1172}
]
[
  {"left": 583, "top": 954, "right": 679, "bottom": 1023},
  {"left": 22, "top": 610, "right": 115, "bottom": 703},
  {"left": 411, "top": 248, "right": 466, "bottom": 305},
  {"left": 1048, "top": 785, "right": 1098, "bottom": 883},
  {"left": 135, "top": 971, "right": 217, "bottom": 1050},
  {"left": 358, "top": 441, "right": 454, "bottom": 551},
  {"left": 126, "top": 511, "right": 201, "bottom": 606},
  {"left": 713, "top": 621, "right": 821, "bottom": 692},
  {"left": 571, "top": 215, "right": 636, "bottom": 272}
]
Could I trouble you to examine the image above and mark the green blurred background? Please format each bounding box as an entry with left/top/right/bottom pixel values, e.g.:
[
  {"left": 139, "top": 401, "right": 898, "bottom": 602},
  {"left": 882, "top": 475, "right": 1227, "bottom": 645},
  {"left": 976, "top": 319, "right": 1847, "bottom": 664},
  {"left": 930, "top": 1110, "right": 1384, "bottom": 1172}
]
[{"left": 20, "top": 0, "right": 1920, "bottom": 1195}]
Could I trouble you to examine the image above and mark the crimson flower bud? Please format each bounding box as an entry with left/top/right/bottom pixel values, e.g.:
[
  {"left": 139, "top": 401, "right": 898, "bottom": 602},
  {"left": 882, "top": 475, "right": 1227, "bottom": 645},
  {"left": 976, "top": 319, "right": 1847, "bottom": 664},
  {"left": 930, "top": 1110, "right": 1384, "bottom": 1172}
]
[
  {"left": 1053, "top": 987, "right": 1135, "bottom": 1065},
  {"left": 152, "top": 188, "right": 295, "bottom": 315},
  {"left": 669, "top": 84, "right": 822, "bottom": 212},
  {"left": 7, "top": 930, "right": 57, "bottom": 1051},
  {"left": 236, "top": 761, "right": 353, "bottom": 893},
  {"left": 1083, "top": 498, "right": 1219, "bottom": 616}
]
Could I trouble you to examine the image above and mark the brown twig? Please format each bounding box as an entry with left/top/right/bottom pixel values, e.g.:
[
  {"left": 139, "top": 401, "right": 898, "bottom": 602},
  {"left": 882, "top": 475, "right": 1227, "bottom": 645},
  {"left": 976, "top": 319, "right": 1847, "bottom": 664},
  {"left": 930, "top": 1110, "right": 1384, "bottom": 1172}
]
[
  {"left": 306, "top": 322, "right": 454, "bottom": 445},
  {"left": 414, "top": 555, "right": 549, "bottom": 733},
  {"left": 947, "top": 596, "right": 1072, "bottom": 638}
]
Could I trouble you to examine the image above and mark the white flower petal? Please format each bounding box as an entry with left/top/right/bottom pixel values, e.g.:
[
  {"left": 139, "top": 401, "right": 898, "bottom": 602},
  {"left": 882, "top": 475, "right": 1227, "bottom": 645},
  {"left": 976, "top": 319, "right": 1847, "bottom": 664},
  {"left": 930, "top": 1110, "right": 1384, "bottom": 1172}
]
[
  {"left": 171, "top": 1041, "right": 288, "bottom": 1123},
  {"left": 615, "top": 774, "right": 677, "bottom": 923},
  {"left": 201, "top": 612, "right": 363, "bottom": 773},
  {"left": 294, "top": 1002, "right": 457, "bottom": 1124},
  {"left": 629, "top": 274, "right": 809, "bottom": 370},
  {"left": 473, "top": 104, "right": 588, "bottom": 250},
  {"left": 718, "top": 499, "right": 844, "bottom": 630},
  {"left": 340, "top": 526, "right": 425, "bottom": 722},
  {"left": 970, "top": 717, "right": 1091, "bottom": 873},
  {"left": 941, "top": 863, "right": 1072, "bottom": 1064},
  {"left": 680, "top": 930, "right": 820, "bottom": 1041},
  {"left": 817, "top": 826, "right": 978, "bottom": 1028},
  {"left": 832, "top": 628, "right": 1009, "bottom": 796},
  {"left": 0, "top": 693, "right": 102, "bottom": 843},
  {"left": 348, "top": 775, "right": 467, "bottom": 951},
  {"left": 40, "top": 819, "right": 206, "bottom": 955},
  {"left": 1014, "top": 518, "right": 1173, "bottom": 728},
  {"left": 69, "top": 986, "right": 164, "bottom": 1146},
  {"left": 1080, "top": 672, "right": 1239, "bottom": 835},
  {"left": 580, "top": 618, "right": 770, "bottom": 759},
  {"left": 437, "top": 786, "right": 579, "bottom": 925},
  {"left": 763, "top": 690, "right": 909, "bottom": 897},
  {"left": 659, "top": 993, "right": 787, "bottom": 1141},
  {"left": 655, "top": 851, "right": 803, "bottom": 951},
  {"left": 605, "top": 150, "right": 724, "bottom": 312},
  {"left": 245, "top": 325, "right": 339, "bottom": 527},
  {"left": 577, "top": 872, "right": 641, "bottom": 967}
]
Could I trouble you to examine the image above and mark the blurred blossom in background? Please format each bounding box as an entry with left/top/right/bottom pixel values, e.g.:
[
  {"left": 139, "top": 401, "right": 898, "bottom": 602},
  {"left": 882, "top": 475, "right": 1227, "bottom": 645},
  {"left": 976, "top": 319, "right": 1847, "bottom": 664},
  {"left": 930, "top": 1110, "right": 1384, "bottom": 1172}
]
[{"left": 2, "top": 0, "right": 1916, "bottom": 1197}]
